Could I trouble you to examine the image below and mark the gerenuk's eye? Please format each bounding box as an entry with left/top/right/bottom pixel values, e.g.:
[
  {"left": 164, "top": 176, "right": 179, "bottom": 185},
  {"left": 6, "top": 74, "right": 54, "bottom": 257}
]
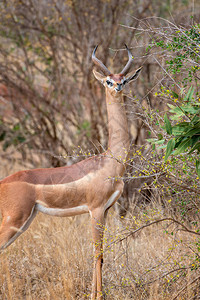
[{"left": 106, "top": 80, "right": 113, "bottom": 87}]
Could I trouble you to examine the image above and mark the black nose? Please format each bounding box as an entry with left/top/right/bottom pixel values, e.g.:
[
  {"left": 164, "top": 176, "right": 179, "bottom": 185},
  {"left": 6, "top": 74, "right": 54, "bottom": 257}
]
[{"left": 115, "top": 83, "right": 122, "bottom": 91}]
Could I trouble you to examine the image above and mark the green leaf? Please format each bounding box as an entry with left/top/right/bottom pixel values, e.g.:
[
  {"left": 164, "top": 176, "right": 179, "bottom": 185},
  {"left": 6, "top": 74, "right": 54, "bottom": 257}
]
[
  {"left": 172, "top": 123, "right": 188, "bottom": 135},
  {"left": 185, "top": 127, "right": 200, "bottom": 137},
  {"left": 189, "top": 141, "right": 200, "bottom": 154},
  {"left": 13, "top": 123, "right": 20, "bottom": 131},
  {"left": 167, "top": 104, "right": 176, "bottom": 110},
  {"left": 196, "top": 160, "right": 200, "bottom": 177},
  {"left": 182, "top": 104, "right": 199, "bottom": 114},
  {"left": 164, "top": 114, "right": 172, "bottom": 134},
  {"left": 184, "top": 86, "right": 194, "bottom": 102},
  {"left": 174, "top": 136, "right": 185, "bottom": 148},
  {"left": 171, "top": 91, "right": 179, "bottom": 99},
  {"left": 165, "top": 139, "right": 175, "bottom": 161},
  {"left": 154, "top": 139, "right": 165, "bottom": 145},
  {"left": 192, "top": 115, "right": 200, "bottom": 123},
  {"left": 146, "top": 138, "right": 158, "bottom": 143},
  {"left": 173, "top": 138, "right": 192, "bottom": 155},
  {"left": 17, "top": 136, "right": 26, "bottom": 144},
  {"left": 146, "top": 137, "right": 165, "bottom": 145},
  {"left": 167, "top": 104, "right": 185, "bottom": 119},
  {"left": 157, "top": 144, "right": 167, "bottom": 149},
  {"left": 190, "top": 135, "right": 200, "bottom": 147}
]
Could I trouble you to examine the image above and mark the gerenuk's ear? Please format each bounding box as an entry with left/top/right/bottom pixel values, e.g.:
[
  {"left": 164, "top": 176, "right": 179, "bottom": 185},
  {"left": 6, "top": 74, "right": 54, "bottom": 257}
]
[
  {"left": 93, "top": 69, "right": 105, "bottom": 84},
  {"left": 125, "top": 66, "right": 142, "bottom": 84}
]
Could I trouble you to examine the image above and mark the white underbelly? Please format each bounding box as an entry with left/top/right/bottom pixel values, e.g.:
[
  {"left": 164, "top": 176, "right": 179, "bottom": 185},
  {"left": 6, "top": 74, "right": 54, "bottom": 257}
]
[{"left": 35, "top": 203, "right": 89, "bottom": 217}]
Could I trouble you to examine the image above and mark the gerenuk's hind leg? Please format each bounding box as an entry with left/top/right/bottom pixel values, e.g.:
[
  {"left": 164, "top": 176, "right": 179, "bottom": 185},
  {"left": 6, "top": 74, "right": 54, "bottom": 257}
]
[
  {"left": 0, "top": 205, "right": 37, "bottom": 251},
  {"left": 90, "top": 208, "right": 105, "bottom": 300}
]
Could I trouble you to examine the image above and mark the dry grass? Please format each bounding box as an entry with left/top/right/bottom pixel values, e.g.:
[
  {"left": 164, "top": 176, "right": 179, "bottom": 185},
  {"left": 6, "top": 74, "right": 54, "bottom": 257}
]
[
  {"left": 0, "top": 205, "right": 199, "bottom": 300},
  {"left": 0, "top": 158, "right": 199, "bottom": 300},
  {"left": 0, "top": 213, "right": 93, "bottom": 299}
]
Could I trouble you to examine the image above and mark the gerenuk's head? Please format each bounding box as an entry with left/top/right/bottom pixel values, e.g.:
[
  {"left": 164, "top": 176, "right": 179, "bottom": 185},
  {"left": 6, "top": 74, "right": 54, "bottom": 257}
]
[{"left": 92, "top": 44, "right": 142, "bottom": 96}]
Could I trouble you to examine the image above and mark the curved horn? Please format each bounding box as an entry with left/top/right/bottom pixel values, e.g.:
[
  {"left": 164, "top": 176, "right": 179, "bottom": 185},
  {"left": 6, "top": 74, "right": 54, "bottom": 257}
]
[
  {"left": 120, "top": 44, "right": 134, "bottom": 75},
  {"left": 92, "top": 45, "right": 111, "bottom": 75}
]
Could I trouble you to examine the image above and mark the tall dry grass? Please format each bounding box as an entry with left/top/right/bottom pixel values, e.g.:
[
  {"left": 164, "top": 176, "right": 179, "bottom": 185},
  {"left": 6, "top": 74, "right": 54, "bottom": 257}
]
[
  {"left": 0, "top": 204, "right": 199, "bottom": 300},
  {"left": 0, "top": 155, "right": 199, "bottom": 299}
]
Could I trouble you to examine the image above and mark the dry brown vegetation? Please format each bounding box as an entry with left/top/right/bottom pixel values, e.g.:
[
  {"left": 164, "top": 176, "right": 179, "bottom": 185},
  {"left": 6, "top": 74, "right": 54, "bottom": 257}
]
[{"left": 0, "top": 203, "right": 199, "bottom": 299}]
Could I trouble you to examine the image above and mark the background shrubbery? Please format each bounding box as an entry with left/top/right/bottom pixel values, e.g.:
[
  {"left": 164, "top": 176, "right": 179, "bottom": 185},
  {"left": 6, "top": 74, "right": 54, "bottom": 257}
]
[{"left": 0, "top": 0, "right": 200, "bottom": 299}]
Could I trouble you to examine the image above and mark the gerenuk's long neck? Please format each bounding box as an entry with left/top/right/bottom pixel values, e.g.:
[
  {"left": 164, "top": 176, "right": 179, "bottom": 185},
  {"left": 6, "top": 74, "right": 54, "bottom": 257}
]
[{"left": 105, "top": 89, "right": 130, "bottom": 163}]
